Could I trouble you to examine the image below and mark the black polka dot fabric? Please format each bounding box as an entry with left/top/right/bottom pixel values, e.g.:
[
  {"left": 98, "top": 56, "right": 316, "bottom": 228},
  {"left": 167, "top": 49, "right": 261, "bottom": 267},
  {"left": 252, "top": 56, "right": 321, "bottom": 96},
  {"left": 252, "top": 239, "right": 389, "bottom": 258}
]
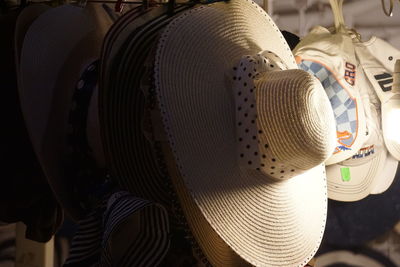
[{"left": 233, "top": 51, "right": 300, "bottom": 180}]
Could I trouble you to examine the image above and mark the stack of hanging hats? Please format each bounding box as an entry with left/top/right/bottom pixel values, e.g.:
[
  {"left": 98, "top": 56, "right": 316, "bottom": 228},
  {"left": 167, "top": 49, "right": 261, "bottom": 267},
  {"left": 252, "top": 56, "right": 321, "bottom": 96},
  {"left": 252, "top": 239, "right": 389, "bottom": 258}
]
[
  {"left": 0, "top": 4, "right": 62, "bottom": 242},
  {"left": 294, "top": 0, "right": 399, "bottom": 202},
  {"left": 294, "top": 0, "right": 400, "bottom": 248},
  {"left": 320, "top": 36, "right": 400, "bottom": 248},
  {"left": 100, "top": 0, "right": 339, "bottom": 265},
  {"left": 294, "top": 31, "right": 399, "bottom": 201},
  {"left": 293, "top": 26, "right": 394, "bottom": 202},
  {"left": 354, "top": 36, "right": 400, "bottom": 162},
  {"left": 99, "top": 3, "right": 205, "bottom": 265},
  {"left": 17, "top": 3, "right": 171, "bottom": 266},
  {"left": 99, "top": 3, "right": 196, "bottom": 209}
]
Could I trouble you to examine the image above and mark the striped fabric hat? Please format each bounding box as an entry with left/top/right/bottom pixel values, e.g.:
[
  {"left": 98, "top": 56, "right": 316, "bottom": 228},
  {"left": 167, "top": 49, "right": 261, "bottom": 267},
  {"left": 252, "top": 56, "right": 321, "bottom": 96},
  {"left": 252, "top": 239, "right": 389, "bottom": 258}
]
[
  {"left": 99, "top": 3, "right": 197, "bottom": 216},
  {"left": 64, "top": 191, "right": 170, "bottom": 267},
  {"left": 99, "top": 3, "right": 205, "bottom": 265},
  {"left": 99, "top": 3, "right": 250, "bottom": 265},
  {"left": 52, "top": 56, "right": 170, "bottom": 266},
  {"left": 152, "top": 1, "right": 337, "bottom": 266}
]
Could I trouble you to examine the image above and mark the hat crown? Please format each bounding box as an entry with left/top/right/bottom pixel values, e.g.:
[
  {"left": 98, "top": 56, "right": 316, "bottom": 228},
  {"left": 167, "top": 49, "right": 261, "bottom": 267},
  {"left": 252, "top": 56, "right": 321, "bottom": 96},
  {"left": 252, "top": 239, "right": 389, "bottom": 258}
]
[{"left": 234, "top": 53, "right": 336, "bottom": 180}]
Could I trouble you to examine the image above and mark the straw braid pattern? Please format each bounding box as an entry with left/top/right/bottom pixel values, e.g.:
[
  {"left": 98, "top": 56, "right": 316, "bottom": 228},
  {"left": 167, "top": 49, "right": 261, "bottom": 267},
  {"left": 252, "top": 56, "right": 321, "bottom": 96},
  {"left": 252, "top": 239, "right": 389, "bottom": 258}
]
[
  {"left": 144, "top": 37, "right": 211, "bottom": 267},
  {"left": 233, "top": 52, "right": 331, "bottom": 180},
  {"left": 154, "top": 1, "right": 330, "bottom": 266},
  {"left": 257, "top": 69, "right": 335, "bottom": 170}
]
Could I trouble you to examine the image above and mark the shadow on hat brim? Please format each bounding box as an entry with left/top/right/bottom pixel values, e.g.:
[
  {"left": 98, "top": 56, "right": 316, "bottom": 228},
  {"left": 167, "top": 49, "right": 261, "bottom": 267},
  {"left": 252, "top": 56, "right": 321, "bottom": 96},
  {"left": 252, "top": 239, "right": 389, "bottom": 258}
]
[{"left": 153, "top": 1, "right": 328, "bottom": 266}]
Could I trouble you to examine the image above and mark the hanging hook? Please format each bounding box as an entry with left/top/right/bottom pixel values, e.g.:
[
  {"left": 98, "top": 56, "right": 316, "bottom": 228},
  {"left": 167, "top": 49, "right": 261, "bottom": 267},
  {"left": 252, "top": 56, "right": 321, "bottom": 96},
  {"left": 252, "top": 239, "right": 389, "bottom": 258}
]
[
  {"left": 114, "top": 0, "right": 125, "bottom": 12},
  {"left": 381, "top": 0, "right": 394, "bottom": 16}
]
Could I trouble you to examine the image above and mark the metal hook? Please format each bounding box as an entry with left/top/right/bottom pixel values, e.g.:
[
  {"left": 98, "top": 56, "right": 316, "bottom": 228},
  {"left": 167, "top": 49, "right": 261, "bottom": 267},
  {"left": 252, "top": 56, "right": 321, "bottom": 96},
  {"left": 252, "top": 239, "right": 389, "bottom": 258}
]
[{"left": 381, "top": 0, "right": 394, "bottom": 16}]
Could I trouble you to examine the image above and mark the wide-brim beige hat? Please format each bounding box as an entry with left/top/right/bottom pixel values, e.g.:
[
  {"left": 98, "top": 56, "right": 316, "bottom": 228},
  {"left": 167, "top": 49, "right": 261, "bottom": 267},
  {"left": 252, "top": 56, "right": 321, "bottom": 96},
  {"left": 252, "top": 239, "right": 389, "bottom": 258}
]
[
  {"left": 14, "top": 3, "right": 50, "bottom": 73},
  {"left": 154, "top": 1, "right": 337, "bottom": 266},
  {"left": 19, "top": 4, "right": 110, "bottom": 219}
]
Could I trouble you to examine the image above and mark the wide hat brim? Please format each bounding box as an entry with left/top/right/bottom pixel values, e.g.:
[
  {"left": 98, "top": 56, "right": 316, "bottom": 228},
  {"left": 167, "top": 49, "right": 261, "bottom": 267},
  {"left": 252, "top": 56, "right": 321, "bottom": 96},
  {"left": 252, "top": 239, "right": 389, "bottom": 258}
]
[
  {"left": 19, "top": 4, "right": 103, "bottom": 219},
  {"left": 100, "top": 5, "right": 248, "bottom": 265},
  {"left": 14, "top": 4, "right": 50, "bottom": 73},
  {"left": 154, "top": 1, "right": 328, "bottom": 266}
]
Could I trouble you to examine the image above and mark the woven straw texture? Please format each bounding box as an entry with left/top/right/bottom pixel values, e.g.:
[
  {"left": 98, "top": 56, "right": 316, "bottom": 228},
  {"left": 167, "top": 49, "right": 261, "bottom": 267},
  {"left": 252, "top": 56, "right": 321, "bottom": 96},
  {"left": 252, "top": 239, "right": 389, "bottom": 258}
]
[{"left": 154, "top": 1, "right": 336, "bottom": 266}]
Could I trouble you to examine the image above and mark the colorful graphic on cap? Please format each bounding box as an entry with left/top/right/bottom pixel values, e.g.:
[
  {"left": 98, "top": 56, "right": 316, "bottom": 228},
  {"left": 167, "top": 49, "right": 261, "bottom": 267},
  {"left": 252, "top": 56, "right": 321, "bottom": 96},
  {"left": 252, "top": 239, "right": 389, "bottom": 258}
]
[
  {"left": 352, "top": 145, "right": 375, "bottom": 159},
  {"left": 298, "top": 59, "right": 358, "bottom": 154}
]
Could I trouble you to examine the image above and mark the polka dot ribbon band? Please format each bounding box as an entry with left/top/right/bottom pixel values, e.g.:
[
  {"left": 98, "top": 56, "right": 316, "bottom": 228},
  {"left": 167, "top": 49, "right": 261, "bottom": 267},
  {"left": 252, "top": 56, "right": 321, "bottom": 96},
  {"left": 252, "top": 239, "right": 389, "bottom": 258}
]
[{"left": 233, "top": 51, "right": 305, "bottom": 180}]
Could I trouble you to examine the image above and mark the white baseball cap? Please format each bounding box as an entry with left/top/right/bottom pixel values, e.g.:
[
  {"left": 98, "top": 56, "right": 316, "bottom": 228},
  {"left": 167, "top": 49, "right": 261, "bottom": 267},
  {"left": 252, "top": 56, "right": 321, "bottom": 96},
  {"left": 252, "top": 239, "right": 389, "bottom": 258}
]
[
  {"left": 326, "top": 65, "right": 398, "bottom": 201},
  {"left": 354, "top": 37, "right": 400, "bottom": 161}
]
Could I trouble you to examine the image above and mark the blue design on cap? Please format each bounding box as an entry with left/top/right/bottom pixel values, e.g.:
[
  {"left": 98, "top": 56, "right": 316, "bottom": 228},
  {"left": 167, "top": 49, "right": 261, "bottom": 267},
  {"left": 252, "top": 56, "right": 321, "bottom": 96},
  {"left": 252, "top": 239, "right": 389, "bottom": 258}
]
[{"left": 298, "top": 60, "right": 358, "bottom": 154}]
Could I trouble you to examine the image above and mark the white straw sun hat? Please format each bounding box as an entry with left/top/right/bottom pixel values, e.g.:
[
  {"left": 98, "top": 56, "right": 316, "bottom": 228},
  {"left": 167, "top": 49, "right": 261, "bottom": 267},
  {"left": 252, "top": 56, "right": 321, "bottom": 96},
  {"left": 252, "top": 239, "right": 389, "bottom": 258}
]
[{"left": 154, "top": 1, "right": 336, "bottom": 266}]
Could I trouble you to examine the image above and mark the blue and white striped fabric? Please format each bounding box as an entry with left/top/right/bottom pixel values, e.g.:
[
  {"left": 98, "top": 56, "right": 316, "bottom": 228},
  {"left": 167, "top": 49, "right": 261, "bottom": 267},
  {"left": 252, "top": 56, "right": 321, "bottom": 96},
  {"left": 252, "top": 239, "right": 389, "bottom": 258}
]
[{"left": 64, "top": 191, "right": 170, "bottom": 267}]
